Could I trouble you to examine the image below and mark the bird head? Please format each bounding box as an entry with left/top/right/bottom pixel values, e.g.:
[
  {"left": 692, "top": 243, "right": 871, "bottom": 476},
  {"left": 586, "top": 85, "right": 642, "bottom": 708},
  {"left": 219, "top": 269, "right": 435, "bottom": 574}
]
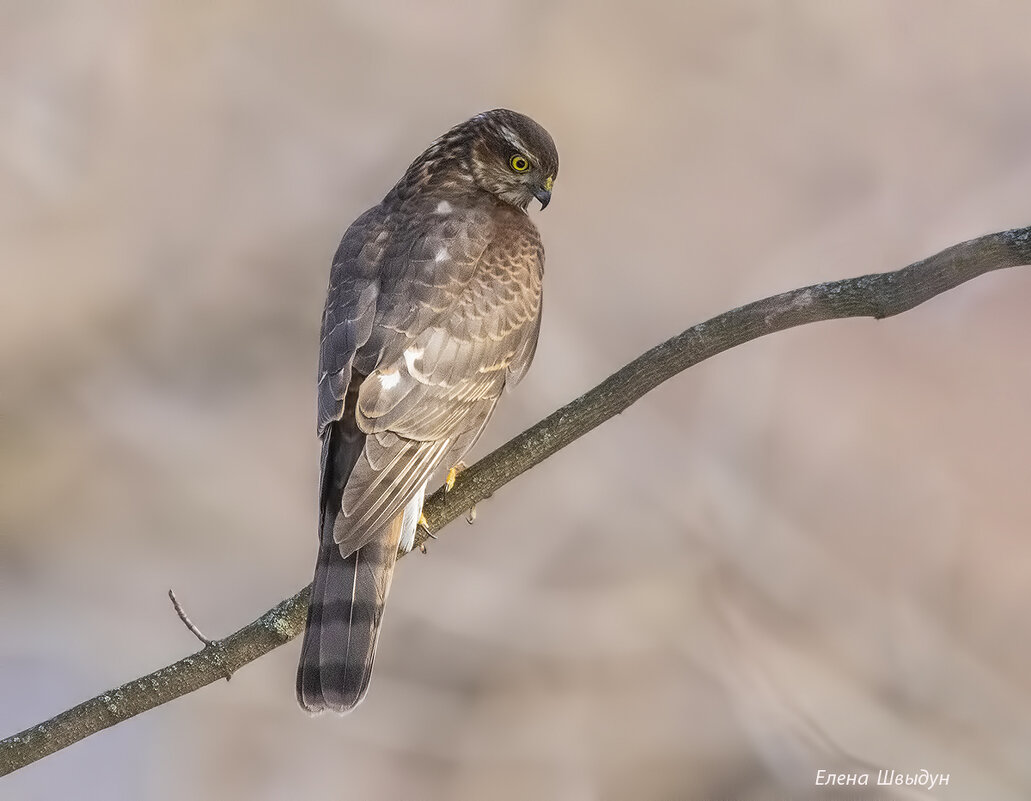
[{"left": 467, "top": 109, "right": 559, "bottom": 211}]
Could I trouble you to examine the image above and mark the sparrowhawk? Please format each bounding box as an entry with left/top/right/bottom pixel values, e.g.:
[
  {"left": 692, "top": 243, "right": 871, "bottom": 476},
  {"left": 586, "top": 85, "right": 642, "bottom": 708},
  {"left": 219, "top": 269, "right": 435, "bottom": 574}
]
[{"left": 297, "top": 109, "right": 558, "bottom": 713}]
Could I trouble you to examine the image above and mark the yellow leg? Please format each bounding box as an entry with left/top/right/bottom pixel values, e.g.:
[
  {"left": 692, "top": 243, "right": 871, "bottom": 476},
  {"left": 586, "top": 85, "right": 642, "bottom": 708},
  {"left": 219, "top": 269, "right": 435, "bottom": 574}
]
[{"left": 445, "top": 460, "right": 467, "bottom": 493}]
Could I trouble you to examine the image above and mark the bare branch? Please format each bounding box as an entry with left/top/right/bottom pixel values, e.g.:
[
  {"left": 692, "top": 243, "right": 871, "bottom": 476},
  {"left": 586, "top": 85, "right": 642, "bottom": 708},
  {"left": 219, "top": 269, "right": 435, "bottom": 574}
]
[
  {"left": 2, "top": 226, "right": 1029, "bottom": 776},
  {"left": 167, "top": 589, "right": 216, "bottom": 649}
]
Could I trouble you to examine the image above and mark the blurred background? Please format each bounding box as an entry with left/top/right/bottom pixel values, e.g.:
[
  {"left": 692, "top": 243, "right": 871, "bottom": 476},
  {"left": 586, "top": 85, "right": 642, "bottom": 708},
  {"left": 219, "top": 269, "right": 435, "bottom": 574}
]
[{"left": 3, "top": 2, "right": 1031, "bottom": 799}]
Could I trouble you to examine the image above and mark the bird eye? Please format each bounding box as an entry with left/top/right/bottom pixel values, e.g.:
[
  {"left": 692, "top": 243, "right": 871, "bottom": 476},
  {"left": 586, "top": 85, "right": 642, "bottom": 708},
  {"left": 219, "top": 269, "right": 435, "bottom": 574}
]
[{"left": 509, "top": 154, "right": 530, "bottom": 172}]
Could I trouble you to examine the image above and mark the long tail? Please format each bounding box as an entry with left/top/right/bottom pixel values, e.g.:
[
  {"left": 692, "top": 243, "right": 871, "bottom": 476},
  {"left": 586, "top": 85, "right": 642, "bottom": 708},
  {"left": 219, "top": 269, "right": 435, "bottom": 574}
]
[
  {"left": 296, "top": 515, "right": 403, "bottom": 713},
  {"left": 296, "top": 417, "right": 416, "bottom": 714}
]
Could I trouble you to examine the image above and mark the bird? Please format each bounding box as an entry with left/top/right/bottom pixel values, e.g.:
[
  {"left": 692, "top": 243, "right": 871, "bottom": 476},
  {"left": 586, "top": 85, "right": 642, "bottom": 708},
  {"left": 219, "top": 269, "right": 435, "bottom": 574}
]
[{"left": 297, "top": 109, "right": 558, "bottom": 714}]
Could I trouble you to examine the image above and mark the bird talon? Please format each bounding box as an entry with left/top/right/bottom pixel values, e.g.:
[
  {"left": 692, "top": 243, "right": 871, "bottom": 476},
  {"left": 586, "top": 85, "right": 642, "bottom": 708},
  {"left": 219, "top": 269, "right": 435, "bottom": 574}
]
[
  {"left": 466, "top": 506, "right": 477, "bottom": 525},
  {"left": 444, "top": 461, "right": 467, "bottom": 493},
  {"left": 417, "top": 513, "right": 438, "bottom": 539}
]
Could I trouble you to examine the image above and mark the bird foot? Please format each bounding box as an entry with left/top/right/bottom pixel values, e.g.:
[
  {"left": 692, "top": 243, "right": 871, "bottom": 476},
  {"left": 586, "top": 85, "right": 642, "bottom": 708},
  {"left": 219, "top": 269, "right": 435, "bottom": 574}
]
[
  {"left": 417, "top": 513, "right": 437, "bottom": 538},
  {"left": 444, "top": 463, "right": 479, "bottom": 523},
  {"left": 416, "top": 513, "right": 437, "bottom": 555},
  {"left": 444, "top": 461, "right": 467, "bottom": 493}
]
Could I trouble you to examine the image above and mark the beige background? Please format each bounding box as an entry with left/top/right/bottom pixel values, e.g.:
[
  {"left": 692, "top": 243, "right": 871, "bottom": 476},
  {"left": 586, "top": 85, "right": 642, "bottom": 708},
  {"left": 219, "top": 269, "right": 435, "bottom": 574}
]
[{"left": 4, "top": 2, "right": 1031, "bottom": 799}]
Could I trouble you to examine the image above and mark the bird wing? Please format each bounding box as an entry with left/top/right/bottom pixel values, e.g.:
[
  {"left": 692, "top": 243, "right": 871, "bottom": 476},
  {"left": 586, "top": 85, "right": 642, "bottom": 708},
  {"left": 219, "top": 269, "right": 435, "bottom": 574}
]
[
  {"left": 317, "top": 206, "right": 387, "bottom": 439},
  {"left": 321, "top": 203, "right": 543, "bottom": 553}
]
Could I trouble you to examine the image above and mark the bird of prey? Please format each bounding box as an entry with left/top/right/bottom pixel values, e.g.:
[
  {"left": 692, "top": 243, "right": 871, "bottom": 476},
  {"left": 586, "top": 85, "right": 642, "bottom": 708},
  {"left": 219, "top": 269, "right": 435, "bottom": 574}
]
[{"left": 297, "top": 109, "right": 558, "bottom": 713}]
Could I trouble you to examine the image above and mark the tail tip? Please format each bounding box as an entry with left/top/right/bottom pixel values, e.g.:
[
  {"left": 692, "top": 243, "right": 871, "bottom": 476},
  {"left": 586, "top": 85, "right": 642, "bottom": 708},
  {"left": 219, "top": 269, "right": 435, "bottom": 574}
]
[{"left": 296, "top": 670, "right": 369, "bottom": 715}]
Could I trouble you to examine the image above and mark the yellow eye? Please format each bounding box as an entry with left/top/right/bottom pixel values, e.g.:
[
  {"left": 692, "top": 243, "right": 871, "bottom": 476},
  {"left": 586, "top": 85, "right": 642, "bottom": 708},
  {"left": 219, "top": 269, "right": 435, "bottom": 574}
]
[{"left": 510, "top": 154, "right": 530, "bottom": 172}]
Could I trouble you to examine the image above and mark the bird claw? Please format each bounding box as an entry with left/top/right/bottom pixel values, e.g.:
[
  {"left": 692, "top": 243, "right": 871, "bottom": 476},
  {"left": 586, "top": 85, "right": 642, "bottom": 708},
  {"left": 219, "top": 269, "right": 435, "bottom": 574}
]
[
  {"left": 466, "top": 506, "right": 477, "bottom": 524},
  {"left": 418, "top": 513, "right": 437, "bottom": 539},
  {"left": 444, "top": 461, "right": 467, "bottom": 493},
  {"left": 416, "top": 513, "right": 437, "bottom": 555}
]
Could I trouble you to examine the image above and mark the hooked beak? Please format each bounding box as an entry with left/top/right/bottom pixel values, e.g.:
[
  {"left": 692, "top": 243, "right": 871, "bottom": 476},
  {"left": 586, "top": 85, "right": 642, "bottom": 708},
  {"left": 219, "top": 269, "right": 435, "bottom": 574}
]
[{"left": 534, "top": 175, "right": 554, "bottom": 210}]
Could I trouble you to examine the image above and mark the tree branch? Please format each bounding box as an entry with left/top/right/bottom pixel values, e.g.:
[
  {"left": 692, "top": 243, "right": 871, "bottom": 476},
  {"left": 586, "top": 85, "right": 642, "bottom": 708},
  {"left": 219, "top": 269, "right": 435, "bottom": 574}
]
[
  {"left": 3, "top": 226, "right": 1029, "bottom": 776},
  {"left": 167, "top": 589, "right": 217, "bottom": 649}
]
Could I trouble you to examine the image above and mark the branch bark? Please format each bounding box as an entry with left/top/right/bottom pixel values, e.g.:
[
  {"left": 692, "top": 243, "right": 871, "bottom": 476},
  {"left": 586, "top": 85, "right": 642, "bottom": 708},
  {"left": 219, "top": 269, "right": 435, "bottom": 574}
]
[{"left": 3, "top": 226, "right": 1029, "bottom": 776}]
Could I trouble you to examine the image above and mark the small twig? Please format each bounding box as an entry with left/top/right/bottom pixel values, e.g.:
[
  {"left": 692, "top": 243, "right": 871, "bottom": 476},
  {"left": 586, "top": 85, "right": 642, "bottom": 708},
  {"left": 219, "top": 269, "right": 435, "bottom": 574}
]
[
  {"left": 167, "top": 590, "right": 235, "bottom": 683},
  {"left": 167, "top": 589, "right": 215, "bottom": 647}
]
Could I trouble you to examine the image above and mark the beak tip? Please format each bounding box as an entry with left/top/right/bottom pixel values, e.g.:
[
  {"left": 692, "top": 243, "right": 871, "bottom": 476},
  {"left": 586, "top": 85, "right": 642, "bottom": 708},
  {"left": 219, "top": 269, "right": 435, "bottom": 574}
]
[{"left": 534, "top": 189, "right": 552, "bottom": 210}]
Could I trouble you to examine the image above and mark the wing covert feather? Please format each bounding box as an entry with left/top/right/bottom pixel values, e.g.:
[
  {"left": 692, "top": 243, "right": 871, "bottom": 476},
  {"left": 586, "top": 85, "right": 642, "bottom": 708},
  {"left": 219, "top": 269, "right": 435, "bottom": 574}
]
[{"left": 321, "top": 202, "right": 543, "bottom": 553}]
